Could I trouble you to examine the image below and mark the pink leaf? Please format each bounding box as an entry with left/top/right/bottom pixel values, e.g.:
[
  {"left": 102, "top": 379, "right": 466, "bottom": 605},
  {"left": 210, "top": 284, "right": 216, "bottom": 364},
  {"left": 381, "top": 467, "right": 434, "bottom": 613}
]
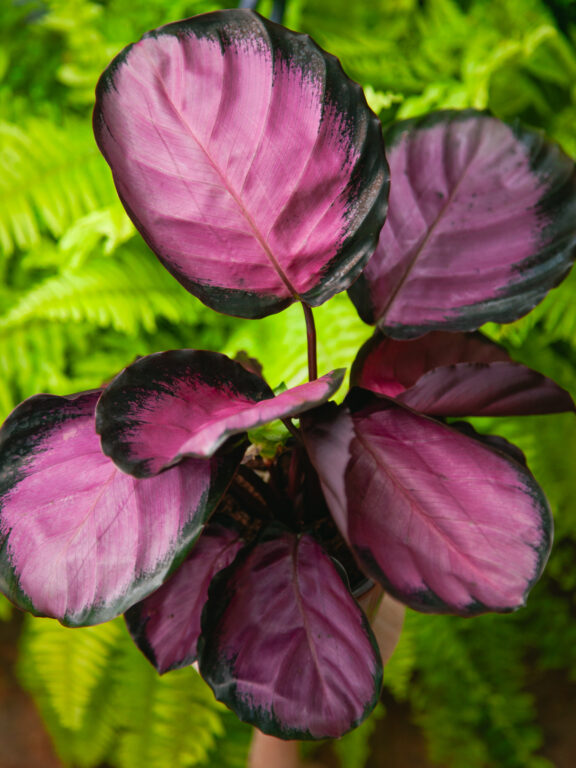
[
  {"left": 352, "top": 330, "right": 574, "bottom": 415},
  {"left": 303, "top": 394, "right": 552, "bottom": 615},
  {"left": 198, "top": 526, "right": 382, "bottom": 739},
  {"left": 0, "top": 392, "right": 238, "bottom": 626},
  {"left": 349, "top": 110, "right": 576, "bottom": 336},
  {"left": 94, "top": 10, "right": 388, "bottom": 318},
  {"left": 96, "top": 349, "right": 344, "bottom": 477},
  {"left": 398, "top": 361, "right": 575, "bottom": 416},
  {"left": 126, "top": 522, "right": 245, "bottom": 673},
  {"left": 351, "top": 330, "right": 510, "bottom": 397}
]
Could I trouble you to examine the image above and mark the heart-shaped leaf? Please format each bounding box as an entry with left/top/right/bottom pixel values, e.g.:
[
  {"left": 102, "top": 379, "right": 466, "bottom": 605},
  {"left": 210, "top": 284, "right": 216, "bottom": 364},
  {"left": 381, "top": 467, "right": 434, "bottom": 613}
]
[
  {"left": 352, "top": 330, "right": 574, "bottom": 416},
  {"left": 349, "top": 110, "right": 576, "bottom": 337},
  {"left": 198, "top": 526, "right": 382, "bottom": 739},
  {"left": 94, "top": 10, "right": 389, "bottom": 319},
  {"left": 303, "top": 393, "right": 552, "bottom": 615},
  {"left": 0, "top": 391, "right": 239, "bottom": 626},
  {"left": 126, "top": 522, "right": 245, "bottom": 673},
  {"left": 97, "top": 350, "right": 344, "bottom": 477}
]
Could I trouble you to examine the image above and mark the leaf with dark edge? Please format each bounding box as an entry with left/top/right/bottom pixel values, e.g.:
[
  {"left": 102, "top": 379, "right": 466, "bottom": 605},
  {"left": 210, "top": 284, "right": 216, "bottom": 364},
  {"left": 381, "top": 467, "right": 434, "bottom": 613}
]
[
  {"left": 351, "top": 330, "right": 510, "bottom": 396},
  {"left": 349, "top": 110, "right": 576, "bottom": 337},
  {"left": 96, "top": 350, "right": 345, "bottom": 477},
  {"left": 198, "top": 525, "right": 382, "bottom": 739},
  {"left": 125, "top": 521, "right": 245, "bottom": 673},
  {"left": 398, "top": 361, "right": 575, "bottom": 416},
  {"left": 94, "top": 10, "right": 389, "bottom": 319},
  {"left": 302, "top": 392, "right": 552, "bottom": 616},
  {"left": 350, "top": 329, "right": 511, "bottom": 397},
  {"left": 0, "top": 391, "right": 240, "bottom": 627},
  {"left": 351, "top": 330, "right": 574, "bottom": 416},
  {"left": 449, "top": 420, "right": 527, "bottom": 467}
]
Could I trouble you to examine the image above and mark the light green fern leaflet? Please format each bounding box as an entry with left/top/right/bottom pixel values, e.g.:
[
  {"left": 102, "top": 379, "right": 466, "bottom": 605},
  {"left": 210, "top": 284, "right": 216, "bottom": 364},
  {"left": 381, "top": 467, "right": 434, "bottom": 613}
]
[
  {"left": 0, "top": 244, "right": 218, "bottom": 416},
  {"left": 0, "top": 118, "right": 116, "bottom": 258},
  {"left": 0, "top": 246, "right": 207, "bottom": 336},
  {"left": 18, "top": 618, "right": 123, "bottom": 732},
  {"left": 18, "top": 616, "right": 251, "bottom": 768},
  {"left": 486, "top": 268, "right": 576, "bottom": 348}
]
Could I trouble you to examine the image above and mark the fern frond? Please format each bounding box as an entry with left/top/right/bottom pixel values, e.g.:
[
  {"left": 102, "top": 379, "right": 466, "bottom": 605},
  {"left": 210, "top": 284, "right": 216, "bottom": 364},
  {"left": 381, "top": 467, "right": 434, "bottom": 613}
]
[
  {"left": 0, "top": 318, "right": 76, "bottom": 414},
  {"left": 0, "top": 118, "right": 115, "bottom": 257},
  {"left": 18, "top": 614, "right": 246, "bottom": 768},
  {"left": 487, "top": 267, "right": 576, "bottom": 348},
  {"left": 0, "top": 243, "right": 227, "bottom": 417},
  {"left": 407, "top": 610, "right": 549, "bottom": 768},
  {"left": 302, "top": 0, "right": 576, "bottom": 136},
  {"left": 300, "top": 3, "right": 425, "bottom": 93},
  {"left": 18, "top": 617, "right": 124, "bottom": 732},
  {"left": 58, "top": 201, "right": 135, "bottom": 268},
  {"left": 383, "top": 618, "right": 416, "bottom": 701},
  {"left": 19, "top": 660, "right": 117, "bottom": 767},
  {"left": 110, "top": 631, "right": 226, "bottom": 768},
  {"left": 39, "top": 0, "right": 229, "bottom": 104},
  {"left": 0, "top": 245, "right": 208, "bottom": 336},
  {"left": 206, "top": 711, "right": 252, "bottom": 768}
]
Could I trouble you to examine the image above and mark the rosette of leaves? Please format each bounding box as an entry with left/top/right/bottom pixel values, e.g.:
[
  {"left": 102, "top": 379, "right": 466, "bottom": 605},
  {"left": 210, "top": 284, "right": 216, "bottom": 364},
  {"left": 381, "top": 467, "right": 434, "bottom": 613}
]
[{"left": 0, "top": 8, "right": 576, "bottom": 743}]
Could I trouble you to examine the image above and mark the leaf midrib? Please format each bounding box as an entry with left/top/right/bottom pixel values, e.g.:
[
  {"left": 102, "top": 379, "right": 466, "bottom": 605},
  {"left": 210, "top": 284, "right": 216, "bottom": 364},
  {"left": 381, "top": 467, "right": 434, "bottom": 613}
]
[
  {"left": 139, "top": 53, "right": 298, "bottom": 300},
  {"left": 353, "top": 422, "right": 507, "bottom": 590},
  {"left": 380, "top": 124, "right": 484, "bottom": 322}
]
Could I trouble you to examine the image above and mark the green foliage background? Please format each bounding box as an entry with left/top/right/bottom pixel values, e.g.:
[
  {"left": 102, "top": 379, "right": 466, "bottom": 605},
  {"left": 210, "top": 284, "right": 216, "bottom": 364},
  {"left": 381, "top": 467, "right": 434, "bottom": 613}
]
[{"left": 1, "top": 0, "right": 576, "bottom": 765}]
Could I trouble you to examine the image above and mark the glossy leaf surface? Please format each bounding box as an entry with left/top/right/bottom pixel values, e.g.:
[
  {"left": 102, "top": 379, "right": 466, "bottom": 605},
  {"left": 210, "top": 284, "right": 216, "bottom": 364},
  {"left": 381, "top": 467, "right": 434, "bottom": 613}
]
[
  {"left": 97, "top": 349, "right": 344, "bottom": 477},
  {"left": 352, "top": 330, "right": 574, "bottom": 415},
  {"left": 94, "top": 10, "right": 389, "bottom": 318},
  {"left": 198, "top": 527, "right": 382, "bottom": 739},
  {"left": 126, "top": 523, "right": 244, "bottom": 673},
  {"left": 349, "top": 110, "right": 576, "bottom": 337},
  {"left": 0, "top": 392, "right": 237, "bottom": 626},
  {"left": 303, "top": 394, "right": 552, "bottom": 615}
]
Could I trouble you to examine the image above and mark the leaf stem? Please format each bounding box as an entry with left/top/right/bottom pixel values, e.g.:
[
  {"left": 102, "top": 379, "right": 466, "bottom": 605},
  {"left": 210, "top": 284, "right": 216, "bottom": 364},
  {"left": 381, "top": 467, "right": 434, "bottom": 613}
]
[
  {"left": 271, "top": 0, "right": 287, "bottom": 23},
  {"left": 281, "top": 417, "right": 302, "bottom": 441},
  {"left": 302, "top": 303, "right": 318, "bottom": 382},
  {"left": 237, "top": 0, "right": 287, "bottom": 23}
]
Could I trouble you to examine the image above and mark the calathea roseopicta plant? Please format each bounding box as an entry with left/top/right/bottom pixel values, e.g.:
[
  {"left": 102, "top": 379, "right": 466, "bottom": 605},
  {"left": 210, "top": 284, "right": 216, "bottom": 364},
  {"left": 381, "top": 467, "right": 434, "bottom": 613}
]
[{"left": 1, "top": 7, "right": 576, "bottom": 742}]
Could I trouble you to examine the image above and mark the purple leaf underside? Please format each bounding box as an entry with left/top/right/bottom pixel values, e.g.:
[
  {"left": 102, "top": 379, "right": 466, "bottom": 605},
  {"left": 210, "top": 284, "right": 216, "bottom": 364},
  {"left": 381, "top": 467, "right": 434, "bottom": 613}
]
[
  {"left": 94, "top": 10, "right": 389, "bottom": 319},
  {"left": 352, "top": 331, "right": 574, "bottom": 416},
  {"left": 97, "top": 349, "right": 345, "bottom": 477},
  {"left": 0, "top": 392, "right": 238, "bottom": 626},
  {"left": 198, "top": 528, "right": 382, "bottom": 739},
  {"left": 303, "top": 396, "right": 552, "bottom": 615},
  {"left": 398, "top": 361, "right": 575, "bottom": 416},
  {"left": 349, "top": 110, "right": 576, "bottom": 337},
  {"left": 126, "top": 523, "right": 245, "bottom": 673},
  {"left": 351, "top": 330, "right": 510, "bottom": 397}
]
